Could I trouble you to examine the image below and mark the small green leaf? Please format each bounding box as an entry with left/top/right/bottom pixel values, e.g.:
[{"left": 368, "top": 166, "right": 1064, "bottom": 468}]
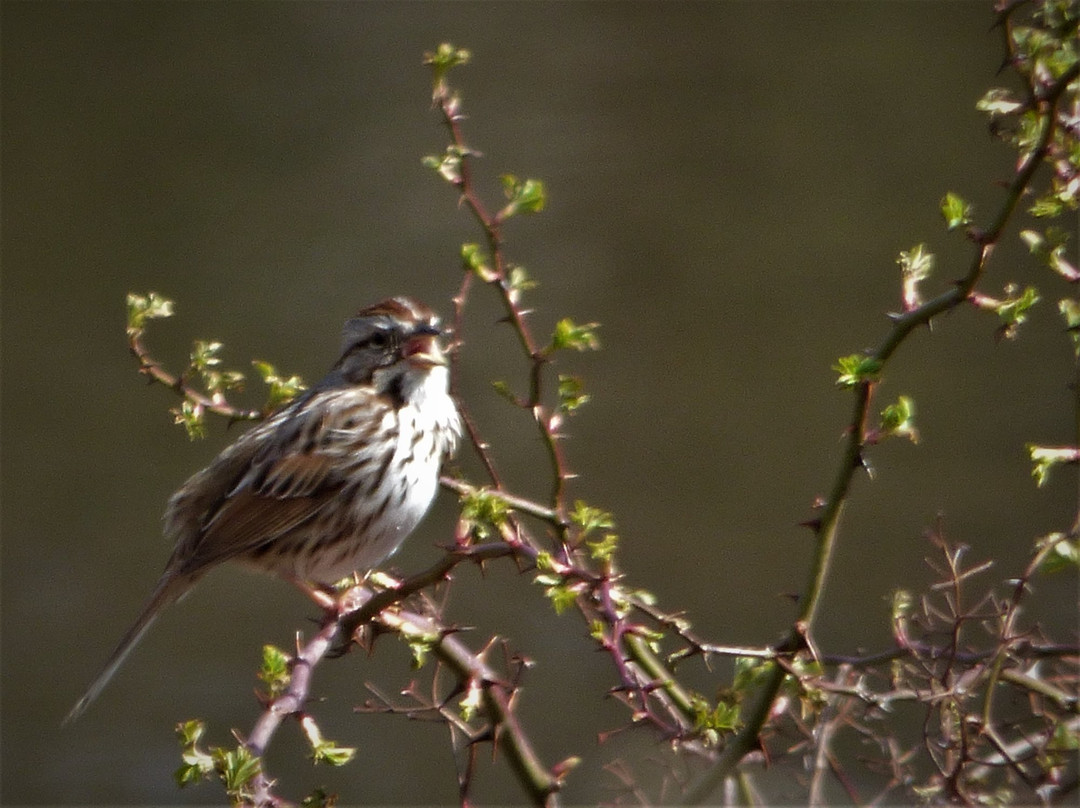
[
  {"left": 301, "top": 787, "right": 336, "bottom": 808},
  {"left": 975, "top": 88, "right": 1023, "bottom": 116},
  {"left": 533, "top": 557, "right": 581, "bottom": 614},
  {"left": 459, "top": 487, "right": 510, "bottom": 541},
  {"left": 176, "top": 719, "right": 206, "bottom": 746},
  {"left": 1059, "top": 299, "right": 1080, "bottom": 356},
  {"left": 257, "top": 644, "right": 290, "bottom": 698},
  {"left": 1028, "top": 444, "right": 1079, "bottom": 487},
  {"left": 190, "top": 341, "right": 246, "bottom": 397},
  {"left": 506, "top": 265, "right": 537, "bottom": 303},
  {"left": 1048, "top": 714, "right": 1080, "bottom": 749},
  {"left": 1010, "top": 18, "right": 1078, "bottom": 79},
  {"left": 691, "top": 694, "right": 741, "bottom": 735},
  {"left": 732, "top": 656, "right": 771, "bottom": 693},
  {"left": 253, "top": 360, "right": 306, "bottom": 411},
  {"left": 1011, "top": 109, "right": 1043, "bottom": 156},
  {"left": 404, "top": 638, "right": 432, "bottom": 668},
  {"left": 507, "top": 266, "right": 537, "bottom": 293},
  {"left": 423, "top": 42, "right": 471, "bottom": 71},
  {"left": 393, "top": 613, "right": 442, "bottom": 668},
  {"left": 210, "top": 370, "right": 245, "bottom": 394},
  {"left": 897, "top": 244, "right": 934, "bottom": 282},
  {"left": 423, "top": 42, "right": 471, "bottom": 91},
  {"left": 890, "top": 589, "right": 914, "bottom": 621},
  {"left": 1059, "top": 298, "right": 1080, "bottom": 329},
  {"left": 557, "top": 374, "right": 590, "bottom": 414},
  {"left": 175, "top": 759, "right": 212, "bottom": 788},
  {"left": 490, "top": 379, "right": 518, "bottom": 405},
  {"left": 172, "top": 400, "right": 206, "bottom": 440},
  {"left": 789, "top": 656, "right": 824, "bottom": 679},
  {"left": 1019, "top": 229, "right": 1045, "bottom": 252},
  {"left": 880, "top": 395, "right": 918, "bottom": 443},
  {"left": 174, "top": 720, "right": 215, "bottom": 787},
  {"left": 298, "top": 715, "right": 356, "bottom": 767},
  {"left": 499, "top": 175, "right": 547, "bottom": 218},
  {"left": 570, "top": 500, "right": 615, "bottom": 537},
  {"left": 543, "top": 581, "right": 579, "bottom": 615},
  {"left": 1029, "top": 194, "right": 1066, "bottom": 218},
  {"left": 997, "top": 284, "right": 1040, "bottom": 333},
  {"left": 459, "top": 677, "right": 483, "bottom": 723},
  {"left": 1047, "top": 247, "right": 1080, "bottom": 282},
  {"left": 1037, "top": 533, "right": 1079, "bottom": 574},
  {"left": 422, "top": 145, "right": 469, "bottom": 186},
  {"left": 461, "top": 242, "right": 496, "bottom": 281},
  {"left": 311, "top": 740, "right": 357, "bottom": 767},
  {"left": 940, "top": 192, "right": 972, "bottom": 231},
  {"left": 898, "top": 244, "right": 934, "bottom": 310},
  {"left": 587, "top": 533, "right": 619, "bottom": 563},
  {"left": 833, "top": 354, "right": 882, "bottom": 388},
  {"left": 190, "top": 340, "right": 223, "bottom": 370},
  {"left": 126, "top": 291, "right": 175, "bottom": 335},
  {"left": 213, "top": 745, "right": 261, "bottom": 796},
  {"left": 550, "top": 318, "right": 600, "bottom": 352},
  {"left": 1022, "top": 228, "right": 1078, "bottom": 281}
]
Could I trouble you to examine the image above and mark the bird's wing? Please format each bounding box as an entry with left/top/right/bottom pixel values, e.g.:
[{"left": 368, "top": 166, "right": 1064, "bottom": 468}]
[
  {"left": 189, "top": 485, "right": 337, "bottom": 569},
  {"left": 174, "top": 389, "right": 391, "bottom": 573}
]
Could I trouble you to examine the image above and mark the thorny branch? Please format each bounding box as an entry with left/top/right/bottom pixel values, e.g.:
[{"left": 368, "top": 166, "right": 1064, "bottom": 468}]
[
  {"left": 242, "top": 575, "right": 563, "bottom": 807},
  {"left": 127, "top": 317, "right": 263, "bottom": 424},
  {"left": 429, "top": 62, "right": 575, "bottom": 543},
  {"left": 683, "top": 6, "right": 1080, "bottom": 802},
  {"left": 128, "top": 5, "right": 1078, "bottom": 804},
  {"left": 424, "top": 46, "right": 721, "bottom": 752}
]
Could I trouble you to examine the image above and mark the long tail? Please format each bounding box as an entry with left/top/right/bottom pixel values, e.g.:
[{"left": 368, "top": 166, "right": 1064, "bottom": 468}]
[{"left": 64, "top": 574, "right": 188, "bottom": 724}]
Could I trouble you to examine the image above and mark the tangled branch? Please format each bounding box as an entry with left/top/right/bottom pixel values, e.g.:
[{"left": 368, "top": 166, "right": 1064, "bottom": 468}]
[{"left": 118, "top": 3, "right": 1078, "bottom": 803}]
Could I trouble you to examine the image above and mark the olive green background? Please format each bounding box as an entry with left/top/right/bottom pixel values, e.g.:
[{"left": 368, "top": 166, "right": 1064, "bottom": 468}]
[{"left": 3, "top": 1, "right": 1076, "bottom": 804}]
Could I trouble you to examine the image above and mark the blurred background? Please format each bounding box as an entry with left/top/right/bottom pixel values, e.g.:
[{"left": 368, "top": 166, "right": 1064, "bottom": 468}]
[{"left": 3, "top": 1, "right": 1076, "bottom": 804}]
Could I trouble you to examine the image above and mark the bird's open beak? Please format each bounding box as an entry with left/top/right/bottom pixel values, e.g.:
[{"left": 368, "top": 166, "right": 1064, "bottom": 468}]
[{"left": 403, "top": 327, "right": 448, "bottom": 368}]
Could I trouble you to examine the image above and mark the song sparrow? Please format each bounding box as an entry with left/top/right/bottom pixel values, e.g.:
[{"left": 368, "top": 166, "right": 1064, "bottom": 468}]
[{"left": 66, "top": 296, "right": 461, "bottom": 722}]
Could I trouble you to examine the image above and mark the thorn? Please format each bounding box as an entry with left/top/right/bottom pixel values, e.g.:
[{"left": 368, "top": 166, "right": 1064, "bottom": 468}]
[
  {"left": 551, "top": 755, "right": 581, "bottom": 783},
  {"left": 757, "top": 734, "right": 773, "bottom": 765},
  {"left": 859, "top": 454, "right": 876, "bottom": 480},
  {"left": 441, "top": 623, "right": 474, "bottom": 637}
]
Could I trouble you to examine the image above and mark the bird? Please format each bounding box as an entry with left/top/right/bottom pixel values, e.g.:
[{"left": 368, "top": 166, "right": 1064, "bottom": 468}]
[{"left": 66, "top": 296, "right": 461, "bottom": 722}]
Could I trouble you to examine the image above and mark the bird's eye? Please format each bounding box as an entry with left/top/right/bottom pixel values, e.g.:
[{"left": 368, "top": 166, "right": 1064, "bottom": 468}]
[{"left": 367, "top": 330, "right": 391, "bottom": 349}]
